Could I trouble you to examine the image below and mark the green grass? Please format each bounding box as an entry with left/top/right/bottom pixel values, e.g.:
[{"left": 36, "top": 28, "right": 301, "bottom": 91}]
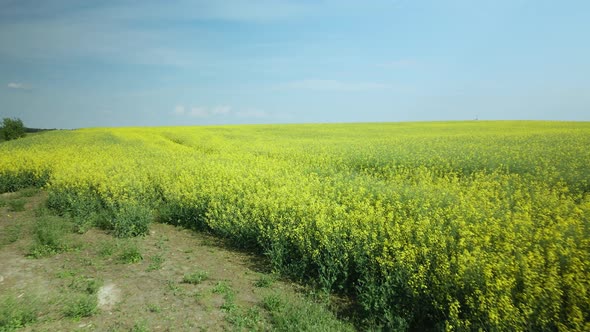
[
  {"left": 33, "top": 204, "right": 50, "bottom": 217},
  {"left": 0, "top": 223, "right": 24, "bottom": 247},
  {"left": 56, "top": 268, "right": 78, "bottom": 279},
  {"left": 262, "top": 293, "right": 355, "bottom": 332},
  {"left": 225, "top": 305, "right": 267, "bottom": 331},
  {"left": 28, "top": 215, "right": 73, "bottom": 258},
  {"left": 72, "top": 214, "right": 95, "bottom": 234},
  {"left": 155, "top": 235, "right": 169, "bottom": 250},
  {"left": 146, "top": 253, "right": 165, "bottom": 271},
  {"left": 7, "top": 199, "right": 26, "bottom": 212},
  {"left": 0, "top": 294, "right": 40, "bottom": 331},
  {"left": 166, "top": 280, "right": 183, "bottom": 296},
  {"left": 118, "top": 241, "right": 143, "bottom": 264},
  {"left": 98, "top": 240, "right": 116, "bottom": 258},
  {"left": 17, "top": 188, "right": 39, "bottom": 198},
  {"left": 212, "top": 281, "right": 233, "bottom": 295},
  {"left": 182, "top": 270, "right": 209, "bottom": 285},
  {"left": 130, "top": 320, "right": 150, "bottom": 332},
  {"left": 146, "top": 303, "right": 162, "bottom": 313},
  {"left": 254, "top": 274, "right": 276, "bottom": 288},
  {"left": 63, "top": 294, "right": 98, "bottom": 319},
  {"left": 68, "top": 276, "right": 102, "bottom": 295}
]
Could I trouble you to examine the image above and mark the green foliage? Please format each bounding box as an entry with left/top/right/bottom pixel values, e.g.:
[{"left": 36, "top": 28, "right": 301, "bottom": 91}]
[
  {"left": 28, "top": 215, "right": 73, "bottom": 258},
  {"left": 98, "top": 240, "right": 116, "bottom": 257},
  {"left": 262, "top": 293, "right": 355, "bottom": 332},
  {"left": 225, "top": 306, "right": 267, "bottom": 331},
  {"left": 212, "top": 281, "right": 234, "bottom": 296},
  {"left": 1, "top": 118, "right": 25, "bottom": 141},
  {"left": 0, "top": 294, "right": 39, "bottom": 331},
  {"left": 213, "top": 281, "right": 238, "bottom": 315},
  {"left": 72, "top": 215, "right": 94, "bottom": 234},
  {"left": 7, "top": 199, "right": 25, "bottom": 212},
  {"left": 0, "top": 169, "right": 50, "bottom": 193},
  {"left": 17, "top": 187, "right": 39, "bottom": 197},
  {"left": 112, "top": 203, "right": 152, "bottom": 238},
  {"left": 68, "top": 277, "right": 101, "bottom": 295},
  {"left": 130, "top": 320, "right": 149, "bottom": 332},
  {"left": 0, "top": 223, "right": 23, "bottom": 246},
  {"left": 166, "top": 280, "right": 183, "bottom": 296},
  {"left": 146, "top": 303, "right": 161, "bottom": 313},
  {"left": 254, "top": 274, "right": 276, "bottom": 288},
  {"left": 182, "top": 270, "right": 209, "bottom": 284},
  {"left": 146, "top": 253, "right": 165, "bottom": 271},
  {"left": 46, "top": 188, "right": 152, "bottom": 237},
  {"left": 157, "top": 201, "right": 210, "bottom": 231},
  {"left": 118, "top": 241, "right": 143, "bottom": 264},
  {"left": 46, "top": 188, "right": 108, "bottom": 225},
  {"left": 63, "top": 294, "right": 97, "bottom": 318}
]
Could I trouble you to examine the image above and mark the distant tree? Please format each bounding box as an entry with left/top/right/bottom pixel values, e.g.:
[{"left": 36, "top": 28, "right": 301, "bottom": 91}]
[{"left": 1, "top": 117, "right": 26, "bottom": 141}]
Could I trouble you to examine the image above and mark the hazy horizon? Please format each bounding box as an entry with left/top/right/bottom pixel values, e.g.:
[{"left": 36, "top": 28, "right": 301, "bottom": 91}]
[{"left": 1, "top": 1, "right": 589, "bottom": 129}]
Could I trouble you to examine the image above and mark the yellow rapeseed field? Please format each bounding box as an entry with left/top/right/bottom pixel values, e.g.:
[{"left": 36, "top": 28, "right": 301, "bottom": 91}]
[{"left": 1, "top": 121, "right": 589, "bottom": 330}]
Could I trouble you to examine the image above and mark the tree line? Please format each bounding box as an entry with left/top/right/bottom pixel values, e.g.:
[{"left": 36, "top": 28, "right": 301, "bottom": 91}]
[
  {"left": 0, "top": 117, "right": 57, "bottom": 142},
  {"left": 0, "top": 118, "right": 26, "bottom": 141}
]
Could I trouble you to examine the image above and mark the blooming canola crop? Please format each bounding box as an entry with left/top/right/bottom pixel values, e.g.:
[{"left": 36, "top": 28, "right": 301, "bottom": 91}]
[{"left": 1, "top": 121, "right": 589, "bottom": 330}]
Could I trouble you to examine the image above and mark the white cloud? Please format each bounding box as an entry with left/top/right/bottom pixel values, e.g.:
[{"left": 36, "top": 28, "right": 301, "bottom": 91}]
[
  {"left": 284, "top": 79, "right": 391, "bottom": 92},
  {"left": 7, "top": 82, "right": 30, "bottom": 90},
  {"left": 188, "top": 107, "right": 210, "bottom": 118},
  {"left": 211, "top": 105, "right": 232, "bottom": 115},
  {"left": 172, "top": 105, "right": 232, "bottom": 118},
  {"left": 173, "top": 105, "right": 274, "bottom": 119}
]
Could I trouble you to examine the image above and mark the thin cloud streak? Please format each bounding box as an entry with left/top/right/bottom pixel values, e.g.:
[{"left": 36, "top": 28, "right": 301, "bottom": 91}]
[
  {"left": 0, "top": 19, "right": 195, "bottom": 67},
  {"left": 7, "top": 82, "right": 30, "bottom": 90},
  {"left": 173, "top": 105, "right": 272, "bottom": 119}
]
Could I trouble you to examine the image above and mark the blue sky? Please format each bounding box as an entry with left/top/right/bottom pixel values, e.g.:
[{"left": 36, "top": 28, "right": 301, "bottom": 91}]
[{"left": 1, "top": 0, "right": 589, "bottom": 128}]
